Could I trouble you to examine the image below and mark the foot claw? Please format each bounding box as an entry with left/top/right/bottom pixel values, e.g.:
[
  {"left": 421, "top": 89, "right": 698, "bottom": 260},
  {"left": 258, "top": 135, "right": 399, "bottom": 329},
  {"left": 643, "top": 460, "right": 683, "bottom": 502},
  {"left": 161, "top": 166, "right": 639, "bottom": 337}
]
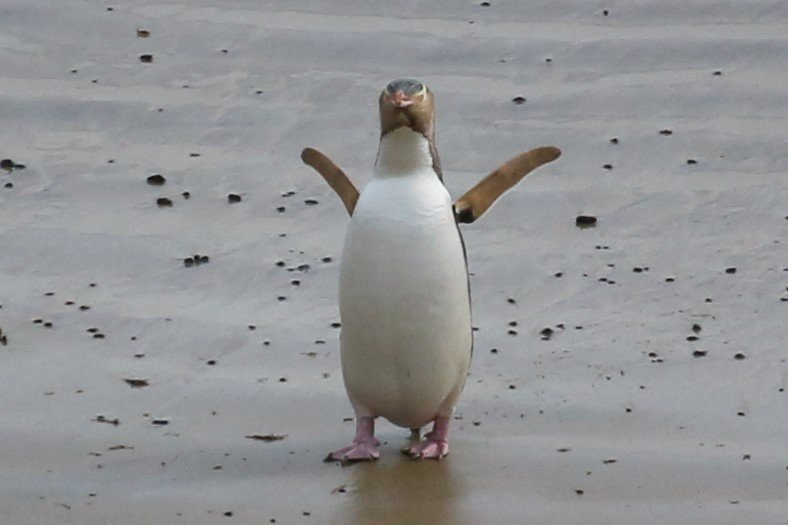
[{"left": 325, "top": 439, "right": 380, "bottom": 465}]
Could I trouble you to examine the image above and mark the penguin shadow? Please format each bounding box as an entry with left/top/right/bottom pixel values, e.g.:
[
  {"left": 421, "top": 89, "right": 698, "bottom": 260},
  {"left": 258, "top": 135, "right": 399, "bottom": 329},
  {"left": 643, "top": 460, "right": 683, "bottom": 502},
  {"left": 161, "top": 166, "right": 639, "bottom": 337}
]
[{"left": 343, "top": 450, "right": 466, "bottom": 525}]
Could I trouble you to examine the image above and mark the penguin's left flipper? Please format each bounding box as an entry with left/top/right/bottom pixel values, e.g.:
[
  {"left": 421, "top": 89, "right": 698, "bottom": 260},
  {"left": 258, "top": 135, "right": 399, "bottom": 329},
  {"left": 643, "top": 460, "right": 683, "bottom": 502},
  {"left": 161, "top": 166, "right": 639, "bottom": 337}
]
[
  {"left": 454, "top": 146, "right": 561, "bottom": 224},
  {"left": 301, "top": 148, "right": 360, "bottom": 216}
]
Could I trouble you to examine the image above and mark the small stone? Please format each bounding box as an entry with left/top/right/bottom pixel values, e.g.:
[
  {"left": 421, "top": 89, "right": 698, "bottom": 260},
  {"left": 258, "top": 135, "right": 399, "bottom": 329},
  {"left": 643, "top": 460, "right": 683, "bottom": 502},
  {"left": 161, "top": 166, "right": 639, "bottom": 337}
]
[
  {"left": 139, "top": 54, "right": 153, "bottom": 63},
  {"left": 609, "top": 137, "right": 619, "bottom": 144},
  {"left": 686, "top": 159, "right": 698, "bottom": 165},
  {"left": 137, "top": 29, "right": 150, "bottom": 38},
  {"left": 123, "top": 378, "right": 149, "bottom": 388},
  {"left": 603, "top": 164, "right": 613, "bottom": 170},
  {"left": 79, "top": 305, "right": 91, "bottom": 311},
  {"left": 277, "top": 206, "right": 286, "bottom": 213},
  {"left": 713, "top": 70, "right": 722, "bottom": 76},
  {"left": 184, "top": 257, "right": 195, "bottom": 267},
  {"left": 182, "top": 191, "right": 190, "bottom": 199},
  {"left": 659, "top": 129, "right": 673, "bottom": 136},
  {"left": 692, "top": 324, "right": 702, "bottom": 333},
  {"left": 733, "top": 353, "right": 746, "bottom": 360},
  {"left": 480, "top": 1, "right": 490, "bottom": 5},
  {"left": 156, "top": 197, "right": 173, "bottom": 207},
  {"left": 575, "top": 215, "right": 597, "bottom": 228},
  {"left": 512, "top": 96, "right": 526, "bottom": 105},
  {"left": 228, "top": 193, "right": 242, "bottom": 203},
  {"left": 321, "top": 257, "right": 333, "bottom": 263},
  {"left": 4, "top": 182, "right": 12, "bottom": 189},
  {"left": 540, "top": 327, "right": 554, "bottom": 340},
  {"left": 686, "top": 335, "right": 698, "bottom": 341},
  {"left": 93, "top": 333, "right": 105, "bottom": 339},
  {"left": 152, "top": 419, "right": 169, "bottom": 425},
  {"left": 146, "top": 174, "right": 166, "bottom": 185},
  {"left": 693, "top": 350, "right": 707, "bottom": 358},
  {"left": 507, "top": 297, "right": 516, "bottom": 304},
  {"left": 725, "top": 267, "right": 737, "bottom": 274},
  {"left": 206, "top": 360, "right": 217, "bottom": 366},
  {"left": 0, "top": 159, "right": 14, "bottom": 171},
  {"left": 304, "top": 199, "right": 319, "bottom": 205}
]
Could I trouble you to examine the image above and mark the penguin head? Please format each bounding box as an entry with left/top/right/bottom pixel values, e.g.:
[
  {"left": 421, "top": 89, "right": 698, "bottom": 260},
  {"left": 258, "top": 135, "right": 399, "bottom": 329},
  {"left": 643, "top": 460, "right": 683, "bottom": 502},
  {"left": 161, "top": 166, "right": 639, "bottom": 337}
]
[{"left": 379, "top": 78, "right": 435, "bottom": 139}]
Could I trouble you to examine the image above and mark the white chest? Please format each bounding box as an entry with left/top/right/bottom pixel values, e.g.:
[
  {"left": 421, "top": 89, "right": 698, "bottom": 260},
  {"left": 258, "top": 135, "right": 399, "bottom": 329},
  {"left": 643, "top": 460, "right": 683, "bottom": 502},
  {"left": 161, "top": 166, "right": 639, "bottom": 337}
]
[{"left": 336, "top": 128, "right": 472, "bottom": 427}]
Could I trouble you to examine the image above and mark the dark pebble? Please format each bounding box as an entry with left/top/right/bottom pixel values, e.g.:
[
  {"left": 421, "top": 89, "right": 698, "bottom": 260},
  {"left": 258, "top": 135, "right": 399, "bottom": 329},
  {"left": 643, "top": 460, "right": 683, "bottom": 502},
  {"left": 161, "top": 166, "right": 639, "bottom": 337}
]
[
  {"left": 206, "top": 360, "right": 217, "bottom": 366},
  {"left": 508, "top": 321, "right": 518, "bottom": 327},
  {"left": 693, "top": 350, "right": 707, "bottom": 358},
  {"left": 733, "top": 353, "right": 746, "bottom": 360},
  {"left": 659, "top": 129, "right": 673, "bottom": 136},
  {"left": 692, "top": 324, "right": 702, "bottom": 333},
  {"left": 184, "top": 258, "right": 195, "bottom": 267},
  {"left": 146, "top": 174, "right": 166, "bottom": 185},
  {"left": 152, "top": 419, "right": 169, "bottom": 425},
  {"left": 228, "top": 193, "right": 242, "bottom": 203},
  {"left": 139, "top": 54, "right": 153, "bottom": 63},
  {"left": 687, "top": 159, "right": 698, "bottom": 165},
  {"left": 321, "top": 257, "right": 332, "bottom": 263},
  {"left": 609, "top": 137, "right": 619, "bottom": 144},
  {"left": 507, "top": 297, "right": 516, "bottom": 304},
  {"left": 633, "top": 267, "right": 643, "bottom": 273},
  {"left": 713, "top": 70, "right": 722, "bottom": 76},
  {"left": 686, "top": 335, "right": 698, "bottom": 341},
  {"left": 331, "top": 322, "right": 341, "bottom": 328},
  {"left": 43, "top": 322, "right": 53, "bottom": 328},
  {"left": 480, "top": 1, "right": 490, "bottom": 5},
  {"left": 0, "top": 159, "right": 14, "bottom": 170},
  {"left": 540, "top": 327, "right": 554, "bottom": 340},
  {"left": 79, "top": 305, "right": 91, "bottom": 310},
  {"left": 507, "top": 329, "right": 518, "bottom": 336},
  {"left": 291, "top": 279, "right": 300, "bottom": 286},
  {"left": 277, "top": 296, "right": 286, "bottom": 301},
  {"left": 603, "top": 164, "right": 613, "bottom": 170},
  {"left": 725, "top": 267, "right": 737, "bottom": 274},
  {"left": 137, "top": 29, "right": 150, "bottom": 38},
  {"left": 182, "top": 191, "right": 190, "bottom": 199},
  {"left": 4, "top": 182, "right": 12, "bottom": 189},
  {"left": 575, "top": 215, "right": 597, "bottom": 228},
  {"left": 248, "top": 325, "right": 256, "bottom": 330},
  {"left": 277, "top": 206, "right": 286, "bottom": 213},
  {"left": 304, "top": 199, "right": 319, "bottom": 205},
  {"left": 275, "top": 260, "right": 286, "bottom": 267},
  {"left": 189, "top": 153, "right": 200, "bottom": 157},
  {"left": 554, "top": 272, "right": 563, "bottom": 277},
  {"left": 93, "top": 333, "right": 105, "bottom": 339},
  {"left": 512, "top": 96, "right": 526, "bottom": 105},
  {"left": 156, "top": 197, "right": 173, "bottom": 207},
  {"left": 87, "top": 328, "right": 99, "bottom": 333},
  {"left": 14, "top": 164, "right": 25, "bottom": 170}
]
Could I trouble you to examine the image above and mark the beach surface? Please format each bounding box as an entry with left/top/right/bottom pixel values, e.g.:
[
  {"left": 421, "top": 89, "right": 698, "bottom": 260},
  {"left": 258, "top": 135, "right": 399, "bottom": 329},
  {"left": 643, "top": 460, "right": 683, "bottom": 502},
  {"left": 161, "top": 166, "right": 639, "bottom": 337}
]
[{"left": 1, "top": 1, "right": 787, "bottom": 523}]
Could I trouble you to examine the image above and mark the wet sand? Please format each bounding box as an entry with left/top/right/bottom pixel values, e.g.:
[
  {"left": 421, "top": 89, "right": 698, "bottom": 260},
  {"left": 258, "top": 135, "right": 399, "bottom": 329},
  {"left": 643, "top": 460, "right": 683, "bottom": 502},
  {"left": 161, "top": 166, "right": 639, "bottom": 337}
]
[{"left": 1, "top": 1, "right": 787, "bottom": 523}]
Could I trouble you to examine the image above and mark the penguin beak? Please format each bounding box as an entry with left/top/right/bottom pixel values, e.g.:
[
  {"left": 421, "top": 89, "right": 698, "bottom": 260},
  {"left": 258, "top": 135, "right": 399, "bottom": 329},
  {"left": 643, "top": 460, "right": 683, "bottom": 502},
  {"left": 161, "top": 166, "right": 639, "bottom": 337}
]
[{"left": 390, "top": 90, "right": 414, "bottom": 108}]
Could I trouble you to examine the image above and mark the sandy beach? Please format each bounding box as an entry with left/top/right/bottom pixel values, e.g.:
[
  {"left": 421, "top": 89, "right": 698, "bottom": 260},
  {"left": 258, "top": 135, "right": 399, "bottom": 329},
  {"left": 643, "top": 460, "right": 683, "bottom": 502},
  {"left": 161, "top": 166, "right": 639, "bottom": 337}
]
[{"left": 1, "top": 1, "right": 787, "bottom": 523}]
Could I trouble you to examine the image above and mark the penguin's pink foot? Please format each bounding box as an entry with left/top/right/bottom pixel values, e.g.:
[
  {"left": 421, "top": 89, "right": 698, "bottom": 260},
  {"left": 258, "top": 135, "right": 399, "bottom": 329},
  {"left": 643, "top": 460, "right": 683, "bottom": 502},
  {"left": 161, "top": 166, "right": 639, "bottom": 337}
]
[
  {"left": 407, "top": 434, "right": 449, "bottom": 459},
  {"left": 325, "top": 416, "right": 380, "bottom": 466},
  {"left": 325, "top": 438, "right": 380, "bottom": 465},
  {"left": 406, "top": 416, "right": 451, "bottom": 460}
]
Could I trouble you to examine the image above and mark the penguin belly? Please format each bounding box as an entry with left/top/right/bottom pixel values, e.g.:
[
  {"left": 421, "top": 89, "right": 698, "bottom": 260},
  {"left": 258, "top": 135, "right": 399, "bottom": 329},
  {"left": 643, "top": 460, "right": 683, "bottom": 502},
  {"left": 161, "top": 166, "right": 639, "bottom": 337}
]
[{"left": 339, "top": 172, "right": 472, "bottom": 429}]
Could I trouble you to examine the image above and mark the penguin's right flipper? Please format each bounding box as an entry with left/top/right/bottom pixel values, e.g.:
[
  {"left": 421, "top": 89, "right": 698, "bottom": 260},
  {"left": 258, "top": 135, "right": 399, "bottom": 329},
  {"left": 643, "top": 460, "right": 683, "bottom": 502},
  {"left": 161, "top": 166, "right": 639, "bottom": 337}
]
[
  {"left": 301, "top": 148, "right": 359, "bottom": 216},
  {"left": 454, "top": 146, "right": 561, "bottom": 224}
]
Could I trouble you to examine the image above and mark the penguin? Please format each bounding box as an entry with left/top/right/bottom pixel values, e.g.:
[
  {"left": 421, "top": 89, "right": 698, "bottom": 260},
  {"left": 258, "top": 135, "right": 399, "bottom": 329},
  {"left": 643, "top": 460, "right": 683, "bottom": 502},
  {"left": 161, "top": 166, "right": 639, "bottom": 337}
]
[{"left": 302, "top": 79, "right": 560, "bottom": 464}]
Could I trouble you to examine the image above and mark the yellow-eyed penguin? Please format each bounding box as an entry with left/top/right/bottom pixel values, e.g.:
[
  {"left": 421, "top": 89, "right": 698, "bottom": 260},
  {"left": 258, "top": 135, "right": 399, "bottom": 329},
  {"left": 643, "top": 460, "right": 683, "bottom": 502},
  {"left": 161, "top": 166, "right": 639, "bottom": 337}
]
[{"left": 302, "top": 79, "right": 560, "bottom": 464}]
